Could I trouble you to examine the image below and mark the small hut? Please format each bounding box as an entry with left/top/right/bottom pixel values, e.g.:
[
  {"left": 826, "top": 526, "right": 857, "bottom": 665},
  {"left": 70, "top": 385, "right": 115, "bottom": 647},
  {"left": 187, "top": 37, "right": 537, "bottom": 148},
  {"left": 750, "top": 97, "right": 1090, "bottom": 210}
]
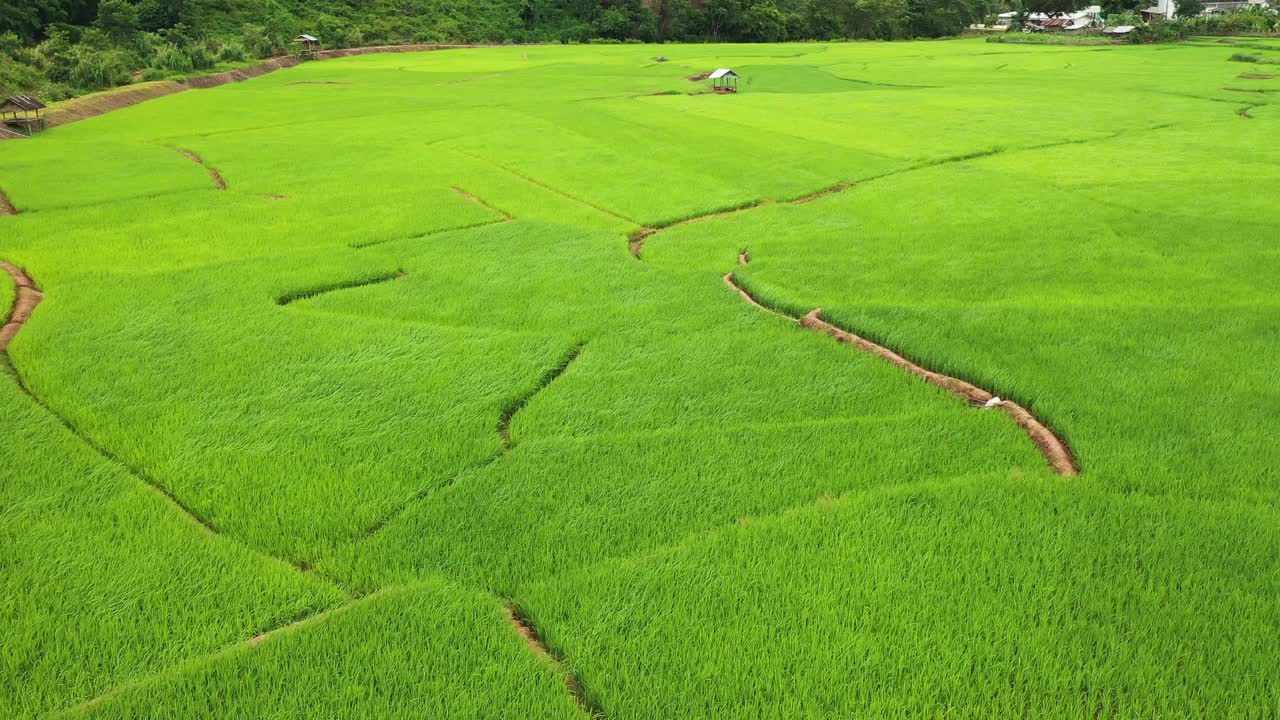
[
  {"left": 293, "top": 34, "right": 321, "bottom": 60},
  {"left": 0, "top": 96, "right": 46, "bottom": 137},
  {"left": 708, "top": 69, "right": 740, "bottom": 94}
]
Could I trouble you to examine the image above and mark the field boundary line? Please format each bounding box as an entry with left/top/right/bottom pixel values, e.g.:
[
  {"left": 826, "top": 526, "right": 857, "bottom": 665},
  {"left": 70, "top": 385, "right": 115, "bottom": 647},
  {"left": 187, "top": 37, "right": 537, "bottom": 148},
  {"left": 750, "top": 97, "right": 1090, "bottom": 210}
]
[
  {"left": 275, "top": 269, "right": 405, "bottom": 305},
  {"left": 446, "top": 146, "right": 638, "bottom": 226},
  {"left": 0, "top": 260, "right": 348, "bottom": 586},
  {"left": 723, "top": 270, "right": 1078, "bottom": 477},
  {"left": 498, "top": 343, "right": 584, "bottom": 453},
  {"left": 451, "top": 186, "right": 514, "bottom": 220},
  {"left": 67, "top": 586, "right": 399, "bottom": 715},
  {"left": 174, "top": 147, "right": 227, "bottom": 190},
  {"left": 504, "top": 603, "right": 606, "bottom": 719},
  {"left": 351, "top": 217, "right": 511, "bottom": 250},
  {"left": 629, "top": 198, "right": 769, "bottom": 258},
  {"left": 0, "top": 187, "right": 17, "bottom": 215}
]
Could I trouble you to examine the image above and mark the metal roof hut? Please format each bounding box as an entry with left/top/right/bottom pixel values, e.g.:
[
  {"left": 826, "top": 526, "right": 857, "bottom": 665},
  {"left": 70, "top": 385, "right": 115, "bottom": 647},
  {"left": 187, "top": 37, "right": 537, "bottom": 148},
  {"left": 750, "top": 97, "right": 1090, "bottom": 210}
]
[
  {"left": 0, "top": 96, "right": 46, "bottom": 138},
  {"left": 708, "top": 68, "right": 739, "bottom": 93},
  {"left": 293, "top": 34, "right": 321, "bottom": 60}
]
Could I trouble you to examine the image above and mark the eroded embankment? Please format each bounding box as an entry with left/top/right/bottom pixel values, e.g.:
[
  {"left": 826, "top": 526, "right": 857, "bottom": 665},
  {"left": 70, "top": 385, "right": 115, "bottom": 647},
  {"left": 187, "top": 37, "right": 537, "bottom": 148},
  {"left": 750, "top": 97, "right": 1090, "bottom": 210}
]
[
  {"left": 505, "top": 604, "right": 604, "bottom": 718},
  {"left": 175, "top": 147, "right": 227, "bottom": 190},
  {"left": 723, "top": 270, "right": 1078, "bottom": 477},
  {"left": 0, "top": 261, "right": 42, "bottom": 351},
  {"left": 0, "top": 188, "right": 17, "bottom": 215}
]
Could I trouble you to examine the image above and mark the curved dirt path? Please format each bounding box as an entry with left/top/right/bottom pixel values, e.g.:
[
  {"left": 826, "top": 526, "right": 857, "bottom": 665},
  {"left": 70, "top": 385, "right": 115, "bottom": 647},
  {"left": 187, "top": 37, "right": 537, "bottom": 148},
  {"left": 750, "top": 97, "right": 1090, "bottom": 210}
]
[
  {"left": 723, "top": 270, "right": 1078, "bottom": 476},
  {"left": 1, "top": 261, "right": 42, "bottom": 351},
  {"left": 505, "top": 604, "right": 603, "bottom": 718},
  {"left": 176, "top": 147, "right": 227, "bottom": 190}
]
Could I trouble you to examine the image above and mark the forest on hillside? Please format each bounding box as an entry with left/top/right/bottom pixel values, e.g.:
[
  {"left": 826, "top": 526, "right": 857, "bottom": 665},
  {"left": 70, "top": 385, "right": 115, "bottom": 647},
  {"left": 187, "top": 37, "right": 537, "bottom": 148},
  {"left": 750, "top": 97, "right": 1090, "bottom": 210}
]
[{"left": 1, "top": 0, "right": 992, "bottom": 98}]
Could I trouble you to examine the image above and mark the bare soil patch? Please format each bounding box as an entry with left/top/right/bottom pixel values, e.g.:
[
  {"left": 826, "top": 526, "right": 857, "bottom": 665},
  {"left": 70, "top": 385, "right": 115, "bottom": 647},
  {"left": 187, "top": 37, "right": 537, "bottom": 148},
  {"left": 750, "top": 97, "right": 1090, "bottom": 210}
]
[
  {"left": 0, "top": 188, "right": 16, "bottom": 215},
  {"left": 0, "top": 261, "right": 42, "bottom": 351}
]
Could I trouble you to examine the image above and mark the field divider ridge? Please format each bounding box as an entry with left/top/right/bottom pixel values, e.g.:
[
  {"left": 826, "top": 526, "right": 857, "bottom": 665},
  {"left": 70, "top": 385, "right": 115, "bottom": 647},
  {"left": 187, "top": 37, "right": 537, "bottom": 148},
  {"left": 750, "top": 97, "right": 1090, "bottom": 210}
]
[
  {"left": 0, "top": 260, "right": 346, "bottom": 586},
  {"left": 275, "top": 269, "right": 405, "bottom": 305},
  {"left": 498, "top": 343, "right": 585, "bottom": 453},
  {"left": 0, "top": 187, "right": 17, "bottom": 215},
  {"left": 446, "top": 146, "right": 638, "bottom": 225},
  {"left": 504, "top": 603, "right": 606, "bottom": 719},
  {"left": 722, "top": 268, "right": 1078, "bottom": 477},
  {"left": 66, "top": 586, "right": 400, "bottom": 716},
  {"left": 174, "top": 147, "right": 227, "bottom": 190}
]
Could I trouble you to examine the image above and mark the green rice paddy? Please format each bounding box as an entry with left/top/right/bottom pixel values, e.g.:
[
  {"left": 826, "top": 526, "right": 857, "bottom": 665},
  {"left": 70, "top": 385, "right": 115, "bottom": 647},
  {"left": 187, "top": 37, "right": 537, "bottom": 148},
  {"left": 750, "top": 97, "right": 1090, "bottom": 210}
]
[{"left": 2, "top": 39, "right": 1278, "bottom": 718}]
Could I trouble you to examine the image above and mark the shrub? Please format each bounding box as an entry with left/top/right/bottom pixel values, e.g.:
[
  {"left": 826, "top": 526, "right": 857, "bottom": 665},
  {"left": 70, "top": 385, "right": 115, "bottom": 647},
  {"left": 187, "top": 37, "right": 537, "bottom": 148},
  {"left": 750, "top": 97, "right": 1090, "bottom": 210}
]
[
  {"left": 187, "top": 44, "right": 216, "bottom": 70},
  {"left": 217, "top": 41, "right": 248, "bottom": 63},
  {"left": 151, "top": 44, "right": 194, "bottom": 73},
  {"left": 67, "top": 47, "right": 132, "bottom": 91}
]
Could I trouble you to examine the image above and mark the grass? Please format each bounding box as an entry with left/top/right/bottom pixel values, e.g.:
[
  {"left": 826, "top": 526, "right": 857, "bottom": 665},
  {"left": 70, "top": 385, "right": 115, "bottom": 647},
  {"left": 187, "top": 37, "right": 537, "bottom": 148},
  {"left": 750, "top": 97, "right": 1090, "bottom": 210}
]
[{"left": 2, "top": 38, "right": 1278, "bottom": 717}]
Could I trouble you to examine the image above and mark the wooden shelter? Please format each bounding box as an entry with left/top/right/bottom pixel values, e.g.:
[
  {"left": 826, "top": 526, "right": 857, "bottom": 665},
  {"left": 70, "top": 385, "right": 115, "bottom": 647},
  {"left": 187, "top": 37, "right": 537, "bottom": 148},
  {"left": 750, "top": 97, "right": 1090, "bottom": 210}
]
[
  {"left": 1, "top": 96, "right": 46, "bottom": 137},
  {"left": 708, "top": 69, "right": 740, "bottom": 94},
  {"left": 293, "top": 34, "right": 321, "bottom": 59}
]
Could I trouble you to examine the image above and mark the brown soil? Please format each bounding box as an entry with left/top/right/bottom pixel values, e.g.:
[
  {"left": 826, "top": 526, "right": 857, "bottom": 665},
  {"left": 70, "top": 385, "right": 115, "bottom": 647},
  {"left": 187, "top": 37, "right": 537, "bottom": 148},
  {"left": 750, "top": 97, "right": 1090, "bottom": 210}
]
[
  {"left": 717, "top": 272, "right": 1079, "bottom": 477},
  {"left": 0, "top": 188, "right": 15, "bottom": 215},
  {"left": 175, "top": 147, "right": 227, "bottom": 190},
  {"left": 792, "top": 183, "right": 851, "bottom": 205},
  {"left": 629, "top": 201, "right": 767, "bottom": 259},
  {"left": 1238, "top": 73, "right": 1277, "bottom": 79},
  {"left": 688, "top": 72, "right": 711, "bottom": 82},
  {"left": 722, "top": 273, "right": 791, "bottom": 320},
  {"left": 738, "top": 251, "right": 750, "bottom": 265},
  {"left": 504, "top": 604, "right": 601, "bottom": 718},
  {"left": 39, "top": 82, "right": 186, "bottom": 130},
  {"left": 183, "top": 56, "right": 300, "bottom": 89},
  {"left": 262, "top": 193, "right": 289, "bottom": 200},
  {"left": 1239, "top": 108, "right": 1254, "bottom": 119},
  {"left": 0, "top": 261, "right": 43, "bottom": 351},
  {"left": 285, "top": 80, "right": 352, "bottom": 86},
  {"left": 628, "top": 227, "right": 657, "bottom": 257},
  {"left": 801, "top": 306, "right": 1078, "bottom": 477}
]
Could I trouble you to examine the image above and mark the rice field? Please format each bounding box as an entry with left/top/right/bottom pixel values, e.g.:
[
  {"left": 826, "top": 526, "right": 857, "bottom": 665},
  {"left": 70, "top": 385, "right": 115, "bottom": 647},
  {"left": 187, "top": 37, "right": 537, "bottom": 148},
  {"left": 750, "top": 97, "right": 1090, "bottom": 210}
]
[{"left": 2, "top": 39, "right": 1279, "bottom": 718}]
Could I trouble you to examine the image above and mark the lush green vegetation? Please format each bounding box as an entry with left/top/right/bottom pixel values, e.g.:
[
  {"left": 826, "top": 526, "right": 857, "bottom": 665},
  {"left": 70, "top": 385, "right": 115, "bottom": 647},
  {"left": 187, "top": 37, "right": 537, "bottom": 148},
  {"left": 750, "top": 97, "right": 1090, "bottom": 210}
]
[
  {"left": 0, "top": 0, "right": 996, "bottom": 99},
  {"left": 2, "top": 39, "right": 1279, "bottom": 717}
]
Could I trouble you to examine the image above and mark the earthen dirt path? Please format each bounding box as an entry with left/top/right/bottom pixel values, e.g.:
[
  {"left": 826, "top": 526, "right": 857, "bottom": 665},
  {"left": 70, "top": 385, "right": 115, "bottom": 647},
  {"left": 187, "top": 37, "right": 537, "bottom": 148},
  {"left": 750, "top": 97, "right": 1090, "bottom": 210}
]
[
  {"left": 723, "top": 270, "right": 1078, "bottom": 476},
  {"left": 175, "top": 147, "right": 227, "bottom": 190},
  {"left": 0, "top": 262, "right": 42, "bottom": 351},
  {"left": 505, "top": 604, "right": 603, "bottom": 718}
]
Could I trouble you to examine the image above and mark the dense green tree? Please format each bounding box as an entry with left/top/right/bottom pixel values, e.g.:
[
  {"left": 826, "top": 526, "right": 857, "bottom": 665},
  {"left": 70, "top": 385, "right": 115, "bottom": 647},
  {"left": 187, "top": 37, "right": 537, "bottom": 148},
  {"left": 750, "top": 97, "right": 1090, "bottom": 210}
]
[
  {"left": 94, "top": 0, "right": 139, "bottom": 43},
  {"left": 1175, "top": 0, "right": 1204, "bottom": 16},
  {"left": 742, "top": 1, "right": 789, "bottom": 41},
  {"left": 1024, "top": 0, "right": 1086, "bottom": 15}
]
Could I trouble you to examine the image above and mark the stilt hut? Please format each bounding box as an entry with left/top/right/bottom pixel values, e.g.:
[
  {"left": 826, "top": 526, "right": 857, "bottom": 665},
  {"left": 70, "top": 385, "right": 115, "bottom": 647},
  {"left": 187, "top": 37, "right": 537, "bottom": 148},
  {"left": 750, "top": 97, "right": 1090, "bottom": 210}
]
[
  {"left": 0, "top": 96, "right": 46, "bottom": 137},
  {"left": 293, "top": 34, "right": 321, "bottom": 60},
  {"left": 708, "top": 69, "right": 740, "bottom": 93}
]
